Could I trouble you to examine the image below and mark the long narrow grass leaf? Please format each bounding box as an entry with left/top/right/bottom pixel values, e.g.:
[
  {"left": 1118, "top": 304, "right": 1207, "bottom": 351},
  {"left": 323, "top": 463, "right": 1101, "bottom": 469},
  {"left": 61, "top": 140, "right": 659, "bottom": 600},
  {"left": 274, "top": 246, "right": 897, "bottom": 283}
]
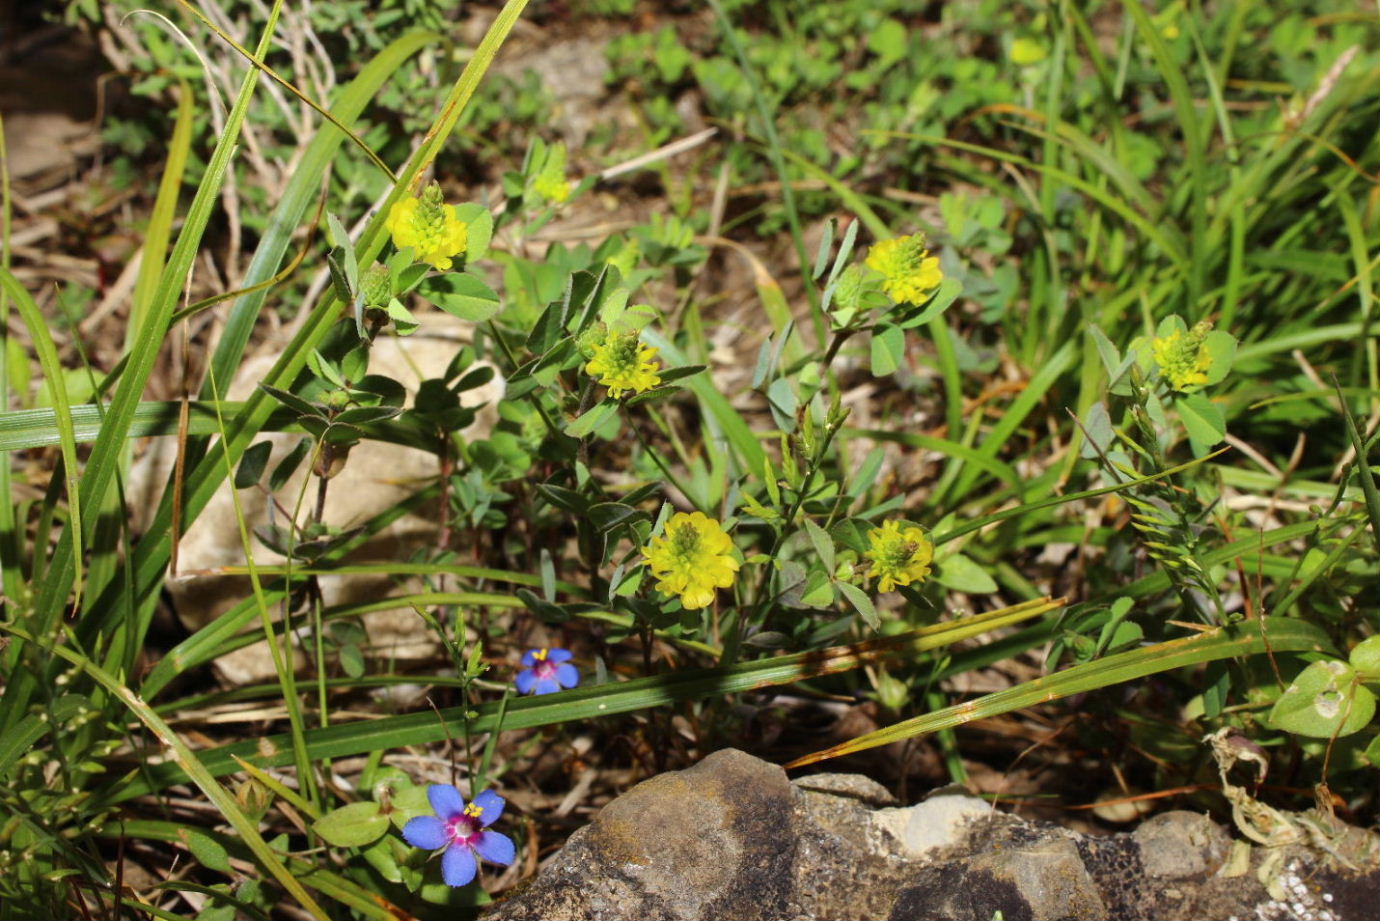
[
  {"left": 115, "top": 598, "right": 1063, "bottom": 800},
  {"left": 1, "top": 624, "right": 329, "bottom": 919},
  {"left": 784, "top": 616, "right": 1334, "bottom": 767}
]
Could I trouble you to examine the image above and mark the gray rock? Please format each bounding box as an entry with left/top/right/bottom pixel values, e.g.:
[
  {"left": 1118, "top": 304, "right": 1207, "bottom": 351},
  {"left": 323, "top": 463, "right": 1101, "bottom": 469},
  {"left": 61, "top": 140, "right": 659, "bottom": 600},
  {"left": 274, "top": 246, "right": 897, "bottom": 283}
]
[
  {"left": 484, "top": 750, "right": 1380, "bottom": 921},
  {"left": 1133, "top": 810, "right": 1231, "bottom": 879},
  {"left": 486, "top": 749, "right": 795, "bottom": 921}
]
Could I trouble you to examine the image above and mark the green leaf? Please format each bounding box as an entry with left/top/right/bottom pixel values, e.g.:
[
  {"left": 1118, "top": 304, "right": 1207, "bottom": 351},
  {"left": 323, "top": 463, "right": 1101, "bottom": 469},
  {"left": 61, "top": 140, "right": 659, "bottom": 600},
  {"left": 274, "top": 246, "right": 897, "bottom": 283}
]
[
  {"left": 812, "top": 216, "right": 835, "bottom": 281},
  {"left": 1177, "top": 392, "right": 1224, "bottom": 450},
  {"left": 259, "top": 384, "right": 325, "bottom": 419},
  {"left": 1078, "top": 401, "right": 1114, "bottom": 460},
  {"left": 417, "top": 273, "right": 500, "bottom": 322},
  {"left": 799, "top": 568, "right": 836, "bottom": 608},
  {"left": 270, "top": 438, "right": 312, "bottom": 492},
  {"left": 802, "top": 518, "right": 835, "bottom": 573},
  {"left": 327, "top": 247, "right": 355, "bottom": 305},
  {"left": 933, "top": 553, "right": 998, "bottom": 594},
  {"left": 235, "top": 440, "right": 272, "bottom": 489},
  {"left": 868, "top": 17, "right": 908, "bottom": 67},
  {"left": 1350, "top": 636, "right": 1380, "bottom": 681},
  {"left": 896, "top": 277, "right": 962, "bottom": 329},
  {"left": 767, "top": 377, "right": 797, "bottom": 429},
  {"left": 564, "top": 400, "right": 616, "bottom": 438},
  {"left": 1201, "top": 330, "right": 1236, "bottom": 385},
  {"left": 454, "top": 203, "right": 493, "bottom": 261},
  {"left": 311, "top": 801, "right": 390, "bottom": 848},
  {"left": 339, "top": 644, "right": 365, "bottom": 679},
  {"left": 182, "top": 829, "right": 232, "bottom": 873},
  {"left": 870, "top": 323, "right": 904, "bottom": 377},
  {"left": 1268, "top": 660, "right": 1376, "bottom": 739},
  {"left": 837, "top": 581, "right": 879, "bottom": 630}
]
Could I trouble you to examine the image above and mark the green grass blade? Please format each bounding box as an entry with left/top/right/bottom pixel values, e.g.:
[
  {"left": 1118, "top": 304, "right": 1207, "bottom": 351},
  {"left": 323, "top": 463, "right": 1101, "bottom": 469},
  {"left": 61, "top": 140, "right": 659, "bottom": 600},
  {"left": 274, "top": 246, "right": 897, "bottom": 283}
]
[
  {"left": 1, "top": 623, "right": 330, "bottom": 919},
  {"left": 1119, "top": 0, "right": 1206, "bottom": 310},
  {"left": 79, "top": 1, "right": 533, "bottom": 657},
  {"left": 943, "top": 338, "right": 1076, "bottom": 502},
  {"left": 869, "top": 131, "right": 1188, "bottom": 266},
  {"left": 16, "top": 1, "right": 289, "bottom": 706},
  {"left": 115, "top": 598, "right": 1063, "bottom": 800},
  {"left": 109, "top": 820, "right": 398, "bottom": 921},
  {"left": 0, "top": 272, "right": 83, "bottom": 611},
  {"left": 0, "top": 401, "right": 434, "bottom": 452},
  {"left": 932, "top": 446, "right": 1229, "bottom": 546},
  {"left": 784, "top": 616, "right": 1334, "bottom": 768},
  {"left": 705, "top": 0, "right": 820, "bottom": 337},
  {"left": 0, "top": 113, "right": 22, "bottom": 604},
  {"left": 1338, "top": 385, "right": 1380, "bottom": 557},
  {"left": 1115, "top": 519, "right": 1324, "bottom": 602},
  {"left": 844, "top": 427, "right": 1026, "bottom": 501},
  {"left": 201, "top": 29, "right": 437, "bottom": 403},
  {"left": 641, "top": 329, "right": 767, "bottom": 476},
  {"left": 130, "top": 77, "right": 194, "bottom": 338}
]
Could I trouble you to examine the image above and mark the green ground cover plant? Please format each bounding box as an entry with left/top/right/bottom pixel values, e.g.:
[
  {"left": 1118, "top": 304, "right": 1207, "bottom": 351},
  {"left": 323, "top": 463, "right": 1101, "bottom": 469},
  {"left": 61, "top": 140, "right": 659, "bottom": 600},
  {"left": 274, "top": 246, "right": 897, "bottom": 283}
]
[{"left": 1, "top": 0, "right": 1376, "bottom": 917}]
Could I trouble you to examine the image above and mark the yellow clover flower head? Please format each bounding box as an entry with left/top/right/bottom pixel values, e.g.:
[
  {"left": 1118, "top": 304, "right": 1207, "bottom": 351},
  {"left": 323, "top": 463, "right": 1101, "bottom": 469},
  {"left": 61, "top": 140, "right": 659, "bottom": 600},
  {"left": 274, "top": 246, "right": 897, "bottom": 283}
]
[
  {"left": 865, "top": 234, "right": 943, "bottom": 305},
  {"left": 385, "top": 181, "right": 469, "bottom": 271},
  {"left": 1151, "top": 321, "right": 1213, "bottom": 393},
  {"left": 585, "top": 329, "right": 661, "bottom": 398},
  {"left": 642, "top": 511, "right": 740, "bottom": 609},
  {"left": 864, "top": 520, "right": 934, "bottom": 593}
]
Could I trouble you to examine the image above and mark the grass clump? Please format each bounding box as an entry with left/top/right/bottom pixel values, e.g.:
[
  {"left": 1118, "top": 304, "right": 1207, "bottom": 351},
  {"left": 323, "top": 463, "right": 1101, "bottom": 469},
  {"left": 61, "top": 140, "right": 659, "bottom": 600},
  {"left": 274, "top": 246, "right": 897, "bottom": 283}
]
[{"left": 1, "top": 0, "right": 1376, "bottom": 918}]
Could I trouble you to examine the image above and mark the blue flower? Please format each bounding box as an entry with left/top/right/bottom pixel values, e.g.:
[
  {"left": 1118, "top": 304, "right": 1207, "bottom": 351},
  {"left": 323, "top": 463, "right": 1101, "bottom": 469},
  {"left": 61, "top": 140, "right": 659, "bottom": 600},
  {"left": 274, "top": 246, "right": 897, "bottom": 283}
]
[
  {"left": 401, "top": 786, "right": 515, "bottom": 887},
  {"left": 516, "top": 647, "right": 579, "bottom": 695}
]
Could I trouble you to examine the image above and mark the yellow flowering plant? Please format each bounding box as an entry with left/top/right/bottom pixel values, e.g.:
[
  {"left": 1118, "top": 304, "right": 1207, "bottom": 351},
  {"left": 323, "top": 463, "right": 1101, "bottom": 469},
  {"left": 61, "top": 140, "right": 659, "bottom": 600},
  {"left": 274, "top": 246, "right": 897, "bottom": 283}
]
[
  {"left": 864, "top": 234, "right": 943, "bottom": 306},
  {"left": 1114, "top": 314, "right": 1238, "bottom": 457},
  {"left": 385, "top": 181, "right": 470, "bottom": 271},
  {"left": 863, "top": 520, "right": 934, "bottom": 593},
  {"left": 641, "top": 512, "right": 740, "bottom": 610},
  {"left": 815, "top": 221, "right": 960, "bottom": 376},
  {"left": 585, "top": 327, "right": 662, "bottom": 399}
]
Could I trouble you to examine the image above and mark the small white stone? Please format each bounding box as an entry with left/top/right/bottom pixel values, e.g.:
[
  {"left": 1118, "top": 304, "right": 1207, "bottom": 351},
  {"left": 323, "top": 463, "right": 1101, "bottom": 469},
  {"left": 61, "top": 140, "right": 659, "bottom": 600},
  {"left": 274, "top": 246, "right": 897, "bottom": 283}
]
[{"left": 872, "top": 786, "right": 993, "bottom": 858}]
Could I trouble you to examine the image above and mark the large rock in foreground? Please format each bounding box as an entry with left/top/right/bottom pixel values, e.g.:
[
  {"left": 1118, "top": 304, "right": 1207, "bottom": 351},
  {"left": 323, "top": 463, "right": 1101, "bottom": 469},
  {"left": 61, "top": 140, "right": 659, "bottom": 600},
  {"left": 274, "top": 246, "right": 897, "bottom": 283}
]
[{"left": 484, "top": 749, "right": 1379, "bottom": 921}]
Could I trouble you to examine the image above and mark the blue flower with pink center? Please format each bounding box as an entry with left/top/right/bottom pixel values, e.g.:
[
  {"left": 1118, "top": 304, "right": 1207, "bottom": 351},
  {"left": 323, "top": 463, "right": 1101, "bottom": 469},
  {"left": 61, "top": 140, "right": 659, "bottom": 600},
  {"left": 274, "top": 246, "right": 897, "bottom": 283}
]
[
  {"left": 402, "top": 786, "right": 515, "bottom": 887},
  {"left": 516, "top": 647, "right": 579, "bottom": 695}
]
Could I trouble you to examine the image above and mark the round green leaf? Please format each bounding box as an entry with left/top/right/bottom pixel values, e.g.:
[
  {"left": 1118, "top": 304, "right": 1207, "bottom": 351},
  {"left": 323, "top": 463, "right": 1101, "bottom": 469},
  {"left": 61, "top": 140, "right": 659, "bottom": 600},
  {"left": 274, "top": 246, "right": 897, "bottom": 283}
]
[
  {"left": 311, "top": 800, "right": 389, "bottom": 848},
  {"left": 1268, "top": 660, "right": 1377, "bottom": 739},
  {"left": 390, "top": 784, "right": 433, "bottom": 831},
  {"left": 1349, "top": 636, "right": 1380, "bottom": 681}
]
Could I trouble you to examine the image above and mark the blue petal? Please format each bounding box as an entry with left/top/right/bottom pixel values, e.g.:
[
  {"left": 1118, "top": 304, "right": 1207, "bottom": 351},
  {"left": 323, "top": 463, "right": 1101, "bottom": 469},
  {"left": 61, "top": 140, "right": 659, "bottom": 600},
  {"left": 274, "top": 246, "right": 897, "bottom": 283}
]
[
  {"left": 520, "top": 649, "right": 541, "bottom": 667},
  {"left": 427, "top": 784, "right": 465, "bottom": 820},
  {"left": 534, "top": 677, "right": 560, "bottom": 695},
  {"left": 441, "top": 844, "right": 477, "bottom": 887},
  {"left": 555, "top": 662, "right": 580, "bottom": 689},
  {"left": 474, "top": 830, "right": 516, "bottom": 867},
  {"left": 515, "top": 669, "right": 537, "bottom": 695},
  {"left": 546, "top": 647, "right": 574, "bottom": 664},
  {"left": 472, "top": 789, "right": 506, "bottom": 825},
  {"left": 402, "top": 815, "right": 448, "bottom": 851}
]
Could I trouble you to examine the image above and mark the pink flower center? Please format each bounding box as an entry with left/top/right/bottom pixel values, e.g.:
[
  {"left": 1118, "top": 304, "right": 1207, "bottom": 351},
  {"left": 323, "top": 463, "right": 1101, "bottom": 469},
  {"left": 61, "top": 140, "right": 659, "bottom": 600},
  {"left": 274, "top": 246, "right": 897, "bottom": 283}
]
[
  {"left": 532, "top": 659, "right": 559, "bottom": 681},
  {"left": 446, "top": 804, "right": 484, "bottom": 845}
]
